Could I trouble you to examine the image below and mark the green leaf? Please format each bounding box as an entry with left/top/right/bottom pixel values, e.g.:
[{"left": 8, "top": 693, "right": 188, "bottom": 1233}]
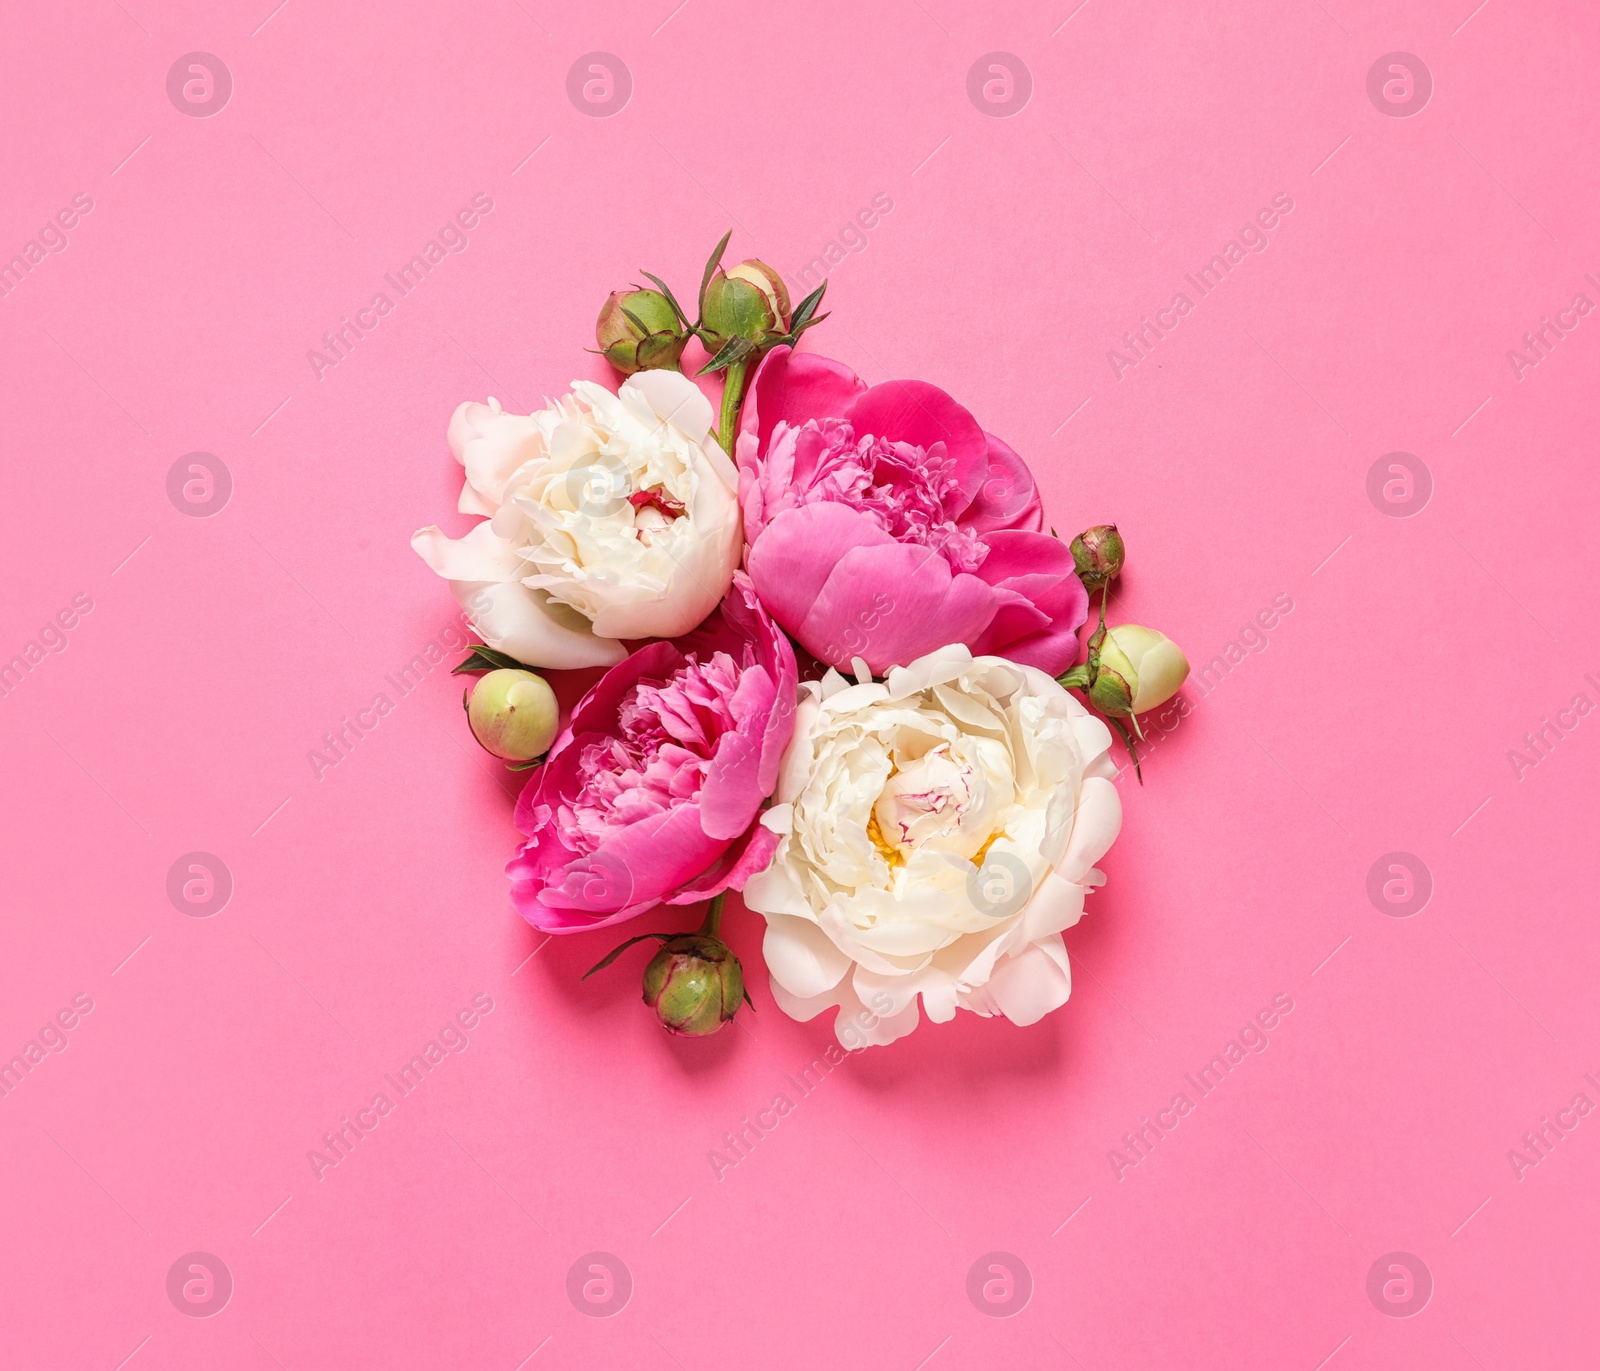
[
  {"left": 452, "top": 644, "right": 535, "bottom": 675},
  {"left": 640, "top": 272, "right": 691, "bottom": 327},
  {"left": 699, "top": 229, "right": 732, "bottom": 308},
  {"left": 583, "top": 932, "right": 673, "bottom": 979},
  {"left": 1107, "top": 716, "right": 1143, "bottom": 783},
  {"left": 696, "top": 335, "right": 756, "bottom": 376},
  {"left": 788, "top": 281, "right": 827, "bottom": 331},
  {"left": 506, "top": 757, "right": 545, "bottom": 771}
]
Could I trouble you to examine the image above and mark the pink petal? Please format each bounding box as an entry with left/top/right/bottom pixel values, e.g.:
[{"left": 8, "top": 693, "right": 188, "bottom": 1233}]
[
  {"left": 795, "top": 541, "right": 999, "bottom": 674},
  {"left": 962, "top": 433, "right": 1043, "bottom": 533},
  {"left": 741, "top": 345, "right": 865, "bottom": 452},
  {"left": 845, "top": 380, "right": 988, "bottom": 510}
]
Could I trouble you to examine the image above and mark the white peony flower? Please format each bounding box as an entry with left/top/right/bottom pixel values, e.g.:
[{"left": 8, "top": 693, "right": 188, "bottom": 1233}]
[
  {"left": 412, "top": 369, "right": 742, "bottom": 668},
  {"left": 743, "top": 645, "right": 1122, "bottom": 1048}
]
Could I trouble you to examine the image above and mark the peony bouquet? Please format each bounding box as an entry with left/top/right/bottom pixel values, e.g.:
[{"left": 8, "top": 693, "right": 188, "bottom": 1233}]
[{"left": 412, "top": 234, "right": 1189, "bottom": 1048}]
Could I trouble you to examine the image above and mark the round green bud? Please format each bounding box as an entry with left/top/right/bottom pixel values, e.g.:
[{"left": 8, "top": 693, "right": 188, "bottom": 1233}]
[
  {"left": 466, "top": 668, "right": 559, "bottom": 761},
  {"left": 642, "top": 934, "right": 744, "bottom": 1036}
]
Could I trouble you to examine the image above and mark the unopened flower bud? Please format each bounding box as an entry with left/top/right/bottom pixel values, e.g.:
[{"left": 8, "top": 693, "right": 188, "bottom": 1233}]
[
  {"left": 465, "top": 668, "right": 559, "bottom": 761},
  {"left": 1097, "top": 625, "right": 1189, "bottom": 713},
  {"left": 642, "top": 934, "right": 745, "bottom": 1036},
  {"left": 701, "top": 259, "right": 791, "bottom": 352},
  {"left": 1070, "top": 524, "right": 1125, "bottom": 591},
  {"left": 596, "top": 288, "right": 689, "bottom": 373}
]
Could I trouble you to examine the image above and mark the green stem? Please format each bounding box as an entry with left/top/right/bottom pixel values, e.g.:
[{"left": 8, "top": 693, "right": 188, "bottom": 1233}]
[
  {"left": 715, "top": 359, "right": 751, "bottom": 455},
  {"left": 700, "top": 890, "right": 728, "bottom": 937}
]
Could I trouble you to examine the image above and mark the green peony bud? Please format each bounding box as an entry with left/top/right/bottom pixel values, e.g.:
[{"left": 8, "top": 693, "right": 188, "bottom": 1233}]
[
  {"left": 465, "top": 668, "right": 559, "bottom": 761},
  {"left": 596, "top": 288, "right": 689, "bottom": 374},
  {"left": 700, "top": 259, "right": 791, "bottom": 353},
  {"left": 1070, "top": 524, "right": 1126, "bottom": 592},
  {"left": 1097, "top": 625, "right": 1190, "bottom": 713},
  {"left": 642, "top": 933, "right": 745, "bottom": 1036}
]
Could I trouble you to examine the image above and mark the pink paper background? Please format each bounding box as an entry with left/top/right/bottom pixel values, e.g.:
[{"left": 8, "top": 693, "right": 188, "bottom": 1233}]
[{"left": 4, "top": 1, "right": 1598, "bottom": 1366}]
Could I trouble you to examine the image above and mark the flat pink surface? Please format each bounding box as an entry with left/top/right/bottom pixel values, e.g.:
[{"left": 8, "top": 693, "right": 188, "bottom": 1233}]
[{"left": 3, "top": 1, "right": 1597, "bottom": 1366}]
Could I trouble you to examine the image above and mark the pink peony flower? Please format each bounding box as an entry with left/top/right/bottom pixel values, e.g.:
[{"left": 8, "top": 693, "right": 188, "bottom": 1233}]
[
  {"left": 508, "top": 573, "right": 797, "bottom": 932},
  {"left": 736, "top": 346, "right": 1088, "bottom": 676}
]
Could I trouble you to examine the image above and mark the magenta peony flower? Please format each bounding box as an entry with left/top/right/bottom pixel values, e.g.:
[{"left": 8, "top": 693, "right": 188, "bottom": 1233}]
[
  {"left": 507, "top": 573, "right": 797, "bottom": 932},
  {"left": 735, "top": 346, "right": 1088, "bottom": 675}
]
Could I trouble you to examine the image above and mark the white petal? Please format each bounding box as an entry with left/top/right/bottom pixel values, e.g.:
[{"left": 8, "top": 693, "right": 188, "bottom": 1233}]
[
  {"left": 451, "top": 579, "right": 625, "bottom": 669},
  {"left": 411, "top": 521, "right": 527, "bottom": 583},
  {"left": 622, "top": 369, "right": 715, "bottom": 446},
  {"left": 762, "top": 912, "right": 852, "bottom": 999},
  {"left": 985, "top": 937, "right": 1072, "bottom": 1026},
  {"left": 1057, "top": 776, "right": 1122, "bottom": 884}
]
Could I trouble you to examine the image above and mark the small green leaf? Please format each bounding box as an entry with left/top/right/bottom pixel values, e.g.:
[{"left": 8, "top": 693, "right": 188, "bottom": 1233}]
[
  {"left": 699, "top": 230, "right": 733, "bottom": 307},
  {"left": 696, "top": 335, "right": 756, "bottom": 376},
  {"left": 640, "top": 272, "right": 691, "bottom": 327},
  {"left": 788, "top": 281, "right": 828, "bottom": 331},
  {"left": 452, "top": 644, "right": 534, "bottom": 675},
  {"left": 583, "top": 932, "right": 673, "bottom": 979}
]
